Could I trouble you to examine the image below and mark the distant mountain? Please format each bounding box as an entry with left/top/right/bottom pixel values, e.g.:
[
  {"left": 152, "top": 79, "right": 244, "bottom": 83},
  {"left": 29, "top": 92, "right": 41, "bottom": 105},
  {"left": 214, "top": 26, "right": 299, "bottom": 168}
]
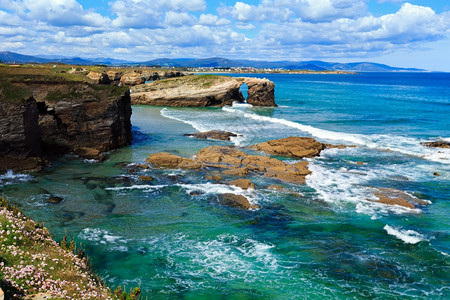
[{"left": 0, "top": 51, "right": 425, "bottom": 72}]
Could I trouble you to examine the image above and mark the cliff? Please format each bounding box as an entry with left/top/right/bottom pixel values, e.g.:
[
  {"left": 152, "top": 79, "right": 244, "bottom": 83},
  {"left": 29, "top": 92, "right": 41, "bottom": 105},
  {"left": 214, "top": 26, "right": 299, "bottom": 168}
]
[
  {"left": 0, "top": 65, "right": 132, "bottom": 172},
  {"left": 131, "top": 75, "right": 276, "bottom": 107}
]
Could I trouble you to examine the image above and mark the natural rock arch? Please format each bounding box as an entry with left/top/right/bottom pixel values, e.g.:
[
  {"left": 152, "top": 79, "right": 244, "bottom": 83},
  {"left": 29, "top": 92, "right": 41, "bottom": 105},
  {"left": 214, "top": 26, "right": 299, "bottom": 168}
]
[{"left": 240, "top": 78, "right": 276, "bottom": 107}]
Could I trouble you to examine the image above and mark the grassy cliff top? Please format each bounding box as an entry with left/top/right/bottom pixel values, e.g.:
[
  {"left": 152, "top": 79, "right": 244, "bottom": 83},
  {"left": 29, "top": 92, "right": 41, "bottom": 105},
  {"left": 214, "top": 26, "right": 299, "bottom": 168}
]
[
  {"left": 0, "top": 64, "right": 128, "bottom": 104},
  {"left": 148, "top": 74, "right": 243, "bottom": 89}
]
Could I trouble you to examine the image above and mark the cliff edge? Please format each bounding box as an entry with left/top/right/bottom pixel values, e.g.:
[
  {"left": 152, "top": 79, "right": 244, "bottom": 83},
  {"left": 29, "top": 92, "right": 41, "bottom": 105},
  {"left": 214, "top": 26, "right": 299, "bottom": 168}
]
[
  {"left": 0, "top": 65, "right": 132, "bottom": 172},
  {"left": 131, "top": 75, "right": 276, "bottom": 107}
]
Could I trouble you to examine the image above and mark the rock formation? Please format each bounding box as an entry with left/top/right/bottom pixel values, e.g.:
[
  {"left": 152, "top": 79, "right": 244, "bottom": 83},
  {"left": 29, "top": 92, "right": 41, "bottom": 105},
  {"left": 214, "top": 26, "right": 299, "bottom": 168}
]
[
  {"left": 219, "top": 193, "right": 258, "bottom": 210},
  {"left": 421, "top": 141, "right": 450, "bottom": 148},
  {"left": 130, "top": 75, "right": 276, "bottom": 107},
  {"left": 372, "top": 188, "right": 430, "bottom": 209},
  {"left": 120, "top": 71, "right": 145, "bottom": 86},
  {"left": 243, "top": 77, "right": 275, "bottom": 107},
  {"left": 0, "top": 96, "right": 44, "bottom": 172},
  {"left": 146, "top": 144, "right": 312, "bottom": 184},
  {"left": 0, "top": 76, "right": 132, "bottom": 172},
  {"left": 184, "top": 130, "right": 240, "bottom": 141}
]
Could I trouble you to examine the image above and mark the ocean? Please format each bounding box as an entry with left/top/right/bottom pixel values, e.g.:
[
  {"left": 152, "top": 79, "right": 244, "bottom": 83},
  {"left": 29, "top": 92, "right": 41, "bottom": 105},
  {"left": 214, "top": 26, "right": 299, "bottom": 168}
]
[{"left": 1, "top": 72, "right": 449, "bottom": 299}]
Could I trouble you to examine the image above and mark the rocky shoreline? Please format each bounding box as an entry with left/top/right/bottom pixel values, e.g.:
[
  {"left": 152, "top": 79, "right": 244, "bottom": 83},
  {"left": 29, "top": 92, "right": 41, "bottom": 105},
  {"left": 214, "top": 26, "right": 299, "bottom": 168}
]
[{"left": 143, "top": 135, "right": 428, "bottom": 211}]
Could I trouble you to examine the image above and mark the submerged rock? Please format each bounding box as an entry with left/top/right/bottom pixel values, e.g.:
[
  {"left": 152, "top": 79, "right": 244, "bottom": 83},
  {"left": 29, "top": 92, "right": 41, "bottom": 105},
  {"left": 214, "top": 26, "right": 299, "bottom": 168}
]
[
  {"left": 372, "top": 188, "right": 429, "bottom": 209},
  {"left": 218, "top": 193, "right": 258, "bottom": 210},
  {"left": 47, "top": 195, "right": 64, "bottom": 204},
  {"left": 74, "top": 147, "right": 104, "bottom": 161},
  {"left": 138, "top": 175, "right": 154, "bottom": 182},
  {"left": 421, "top": 141, "right": 450, "bottom": 149},
  {"left": 184, "top": 130, "right": 240, "bottom": 141}
]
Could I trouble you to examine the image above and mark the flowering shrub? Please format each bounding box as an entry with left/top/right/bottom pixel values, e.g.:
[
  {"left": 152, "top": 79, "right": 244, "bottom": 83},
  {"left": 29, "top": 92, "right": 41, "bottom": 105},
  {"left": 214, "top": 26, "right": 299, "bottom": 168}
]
[{"left": 0, "top": 197, "right": 113, "bottom": 299}]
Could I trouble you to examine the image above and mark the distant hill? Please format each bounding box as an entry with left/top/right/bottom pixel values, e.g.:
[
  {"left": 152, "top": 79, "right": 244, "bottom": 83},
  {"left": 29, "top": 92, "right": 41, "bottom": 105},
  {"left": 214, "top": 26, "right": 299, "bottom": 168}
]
[{"left": 0, "top": 51, "right": 424, "bottom": 72}]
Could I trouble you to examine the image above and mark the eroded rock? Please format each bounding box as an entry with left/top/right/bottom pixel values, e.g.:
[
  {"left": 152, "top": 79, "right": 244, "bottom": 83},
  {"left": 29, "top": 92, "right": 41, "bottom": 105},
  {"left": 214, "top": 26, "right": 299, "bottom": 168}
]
[
  {"left": 229, "top": 179, "right": 255, "bottom": 190},
  {"left": 421, "top": 141, "right": 450, "bottom": 149},
  {"left": 146, "top": 144, "right": 312, "bottom": 184},
  {"left": 218, "top": 193, "right": 258, "bottom": 210},
  {"left": 131, "top": 75, "right": 276, "bottom": 107},
  {"left": 251, "top": 137, "right": 326, "bottom": 158},
  {"left": 184, "top": 130, "right": 240, "bottom": 141},
  {"left": 373, "top": 188, "right": 429, "bottom": 209}
]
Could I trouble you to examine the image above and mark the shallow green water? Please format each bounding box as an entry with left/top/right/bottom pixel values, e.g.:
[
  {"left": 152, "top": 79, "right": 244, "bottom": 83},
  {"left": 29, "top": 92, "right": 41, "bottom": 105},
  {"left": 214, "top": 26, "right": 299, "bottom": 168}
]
[{"left": 1, "top": 73, "right": 449, "bottom": 299}]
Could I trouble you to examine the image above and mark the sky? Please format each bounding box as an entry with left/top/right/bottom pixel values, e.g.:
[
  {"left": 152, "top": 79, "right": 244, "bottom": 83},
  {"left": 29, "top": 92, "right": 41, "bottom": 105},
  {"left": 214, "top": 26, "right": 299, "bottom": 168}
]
[{"left": 0, "top": 0, "right": 449, "bottom": 71}]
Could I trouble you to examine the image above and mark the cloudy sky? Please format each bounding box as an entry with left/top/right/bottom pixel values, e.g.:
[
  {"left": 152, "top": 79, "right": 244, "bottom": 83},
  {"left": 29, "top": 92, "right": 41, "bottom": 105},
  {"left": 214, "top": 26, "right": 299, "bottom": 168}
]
[{"left": 0, "top": 0, "right": 449, "bottom": 70}]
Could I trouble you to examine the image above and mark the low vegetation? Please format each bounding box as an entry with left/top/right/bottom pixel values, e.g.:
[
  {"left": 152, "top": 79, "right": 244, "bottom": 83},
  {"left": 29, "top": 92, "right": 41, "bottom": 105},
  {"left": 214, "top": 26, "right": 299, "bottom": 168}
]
[
  {"left": 153, "top": 74, "right": 237, "bottom": 89},
  {"left": 0, "top": 196, "right": 140, "bottom": 299}
]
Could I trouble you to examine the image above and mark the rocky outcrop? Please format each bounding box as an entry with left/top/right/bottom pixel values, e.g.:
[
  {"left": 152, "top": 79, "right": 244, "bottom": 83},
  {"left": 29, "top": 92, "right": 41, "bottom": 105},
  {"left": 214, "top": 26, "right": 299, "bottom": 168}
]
[
  {"left": 130, "top": 75, "right": 276, "bottom": 107},
  {"left": 372, "top": 188, "right": 430, "bottom": 209},
  {"left": 146, "top": 145, "right": 312, "bottom": 184},
  {"left": 184, "top": 130, "right": 240, "bottom": 141},
  {"left": 421, "top": 140, "right": 450, "bottom": 148},
  {"left": 251, "top": 137, "right": 326, "bottom": 158},
  {"left": 251, "top": 136, "right": 349, "bottom": 158},
  {"left": 30, "top": 82, "right": 132, "bottom": 156},
  {"left": 121, "top": 71, "right": 145, "bottom": 86},
  {"left": 0, "top": 78, "right": 132, "bottom": 172},
  {"left": 219, "top": 193, "right": 258, "bottom": 210},
  {"left": 229, "top": 179, "right": 255, "bottom": 190},
  {"left": 0, "top": 96, "right": 44, "bottom": 172},
  {"left": 243, "top": 77, "right": 276, "bottom": 107},
  {"left": 118, "top": 70, "right": 185, "bottom": 86}
]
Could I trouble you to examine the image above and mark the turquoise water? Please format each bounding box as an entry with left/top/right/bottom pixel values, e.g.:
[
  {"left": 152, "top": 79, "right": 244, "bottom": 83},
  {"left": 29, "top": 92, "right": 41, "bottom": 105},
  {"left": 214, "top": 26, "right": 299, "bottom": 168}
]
[{"left": 1, "top": 73, "right": 450, "bottom": 299}]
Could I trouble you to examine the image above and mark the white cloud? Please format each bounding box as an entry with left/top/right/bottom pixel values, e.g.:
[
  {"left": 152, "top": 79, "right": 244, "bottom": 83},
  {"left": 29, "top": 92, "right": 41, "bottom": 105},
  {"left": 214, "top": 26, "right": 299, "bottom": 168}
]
[
  {"left": 6, "top": 0, "right": 110, "bottom": 27},
  {"left": 0, "top": 41, "right": 25, "bottom": 50},
  {"left": 219, "top": 1, "right": 291, "bottom": 22},
  {"left": 110, "top": 0, "right": 206, "bottom": 28},
  {"left": 164, "top": 11, "right": 196, "bottom": 27},
  {"left": 198, "top": 14, "right": 231, "bottom": 26},
  {"left": 256, "top": 3, "right": 450, "bottom": 57},
  {"left": 219, "top": 0, "right": 367, "bottom": 23}
]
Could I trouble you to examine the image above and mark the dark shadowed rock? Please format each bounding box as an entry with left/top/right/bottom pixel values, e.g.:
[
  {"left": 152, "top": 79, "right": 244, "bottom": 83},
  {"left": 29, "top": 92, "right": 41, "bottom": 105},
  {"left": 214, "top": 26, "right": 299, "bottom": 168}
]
[
  {"left": 138, "top": 175, "right": 154, "bottom": 182},
  {"left": 48, "top": 195, "right": 64, "bottom": 204},
  {"left": 184, "top": 130, "right": 240, "bottom": 141},
  {"left": 421, "top": 141, "right": 450, "bottom": 149}
]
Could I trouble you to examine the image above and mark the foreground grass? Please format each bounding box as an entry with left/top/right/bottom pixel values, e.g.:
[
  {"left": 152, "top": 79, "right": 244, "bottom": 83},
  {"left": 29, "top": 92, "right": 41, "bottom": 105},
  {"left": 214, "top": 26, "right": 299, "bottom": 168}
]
[{"left": 0, "top": 197, "right": 140, "bottom": 299}]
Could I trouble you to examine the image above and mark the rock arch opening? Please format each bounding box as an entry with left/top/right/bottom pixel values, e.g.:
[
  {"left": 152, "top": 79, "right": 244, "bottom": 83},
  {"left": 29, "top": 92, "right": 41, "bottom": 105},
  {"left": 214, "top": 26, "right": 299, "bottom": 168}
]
[{"left": 239, "top": 83, "right": 248, "bottom": 103}]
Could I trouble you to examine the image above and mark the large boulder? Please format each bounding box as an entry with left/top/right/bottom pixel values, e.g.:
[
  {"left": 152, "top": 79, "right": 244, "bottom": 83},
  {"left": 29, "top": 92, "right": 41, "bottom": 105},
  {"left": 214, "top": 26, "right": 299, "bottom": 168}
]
[
  {"left": 251, "top": 137, "right": 327, "bottom": 158},
  {"left": 218, "top": 193, "right": 258, "bottom": 210}
]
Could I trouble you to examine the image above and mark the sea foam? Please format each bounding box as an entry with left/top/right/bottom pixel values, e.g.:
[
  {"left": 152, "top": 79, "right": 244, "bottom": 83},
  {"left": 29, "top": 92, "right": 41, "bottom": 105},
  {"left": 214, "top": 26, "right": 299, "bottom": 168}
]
[{"left": 383, "top": 225, "right": 426, "bottom": 244}]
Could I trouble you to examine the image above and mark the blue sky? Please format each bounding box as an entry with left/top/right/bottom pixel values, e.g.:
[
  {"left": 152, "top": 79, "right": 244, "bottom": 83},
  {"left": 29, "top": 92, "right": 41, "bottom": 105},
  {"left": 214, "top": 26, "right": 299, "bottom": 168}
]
[{"left": 0, "top": 0, "right": 449, "bottom": 71}]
